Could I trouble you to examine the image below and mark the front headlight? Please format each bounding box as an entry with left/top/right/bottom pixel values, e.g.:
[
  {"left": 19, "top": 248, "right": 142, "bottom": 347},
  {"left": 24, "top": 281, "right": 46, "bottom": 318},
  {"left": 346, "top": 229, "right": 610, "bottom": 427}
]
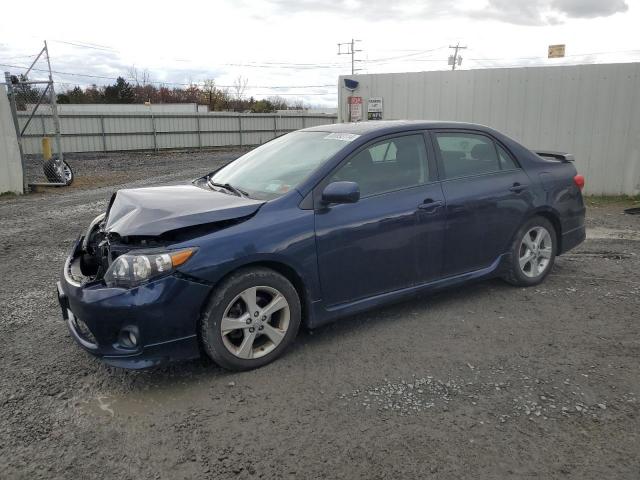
[{"left": 104, "top": 248, "right": 196, "bottom": 288}]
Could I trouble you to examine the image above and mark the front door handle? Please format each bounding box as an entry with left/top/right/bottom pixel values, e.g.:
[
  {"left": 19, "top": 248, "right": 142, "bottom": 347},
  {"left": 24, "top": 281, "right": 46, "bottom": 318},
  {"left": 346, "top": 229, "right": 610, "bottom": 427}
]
[
  {"left": 417, "top": 199, "right": 444, "bottom": 212},
  {"left": 509, "top": 183, "right": 528, "bottom": 193}
]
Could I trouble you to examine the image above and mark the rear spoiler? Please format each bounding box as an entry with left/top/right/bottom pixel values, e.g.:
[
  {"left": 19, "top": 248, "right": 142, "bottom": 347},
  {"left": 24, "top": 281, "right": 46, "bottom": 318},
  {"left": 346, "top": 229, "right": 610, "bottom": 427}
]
[{"left": 534, "top": 150, "right": 575, "bottom": 162}]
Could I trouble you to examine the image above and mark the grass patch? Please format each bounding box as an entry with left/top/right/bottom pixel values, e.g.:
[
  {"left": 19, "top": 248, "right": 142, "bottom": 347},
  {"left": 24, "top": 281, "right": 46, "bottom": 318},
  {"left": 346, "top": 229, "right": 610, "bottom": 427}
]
[
  {"left": 584, "top": 195, "right": 640, "bottom": 207},
  {"left": 0, "top": 191, "right": 21, "bottom": 199}
]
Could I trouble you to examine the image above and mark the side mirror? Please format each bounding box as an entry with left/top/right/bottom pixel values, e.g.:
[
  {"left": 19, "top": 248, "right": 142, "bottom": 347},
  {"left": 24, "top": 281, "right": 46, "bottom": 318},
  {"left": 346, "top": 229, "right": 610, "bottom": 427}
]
[{"left": 321, "top": 181, "right": 360, "bottom": 205}]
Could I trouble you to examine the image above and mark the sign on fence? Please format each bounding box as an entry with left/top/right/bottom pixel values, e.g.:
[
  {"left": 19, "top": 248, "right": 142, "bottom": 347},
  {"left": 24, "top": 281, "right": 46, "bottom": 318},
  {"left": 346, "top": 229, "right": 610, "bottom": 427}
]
[
  {"left": 348, "top": 96, "right": 363, "bottom": 122},
  {"left": 367, "top": 97, "right": 383, "bottom": 120}
]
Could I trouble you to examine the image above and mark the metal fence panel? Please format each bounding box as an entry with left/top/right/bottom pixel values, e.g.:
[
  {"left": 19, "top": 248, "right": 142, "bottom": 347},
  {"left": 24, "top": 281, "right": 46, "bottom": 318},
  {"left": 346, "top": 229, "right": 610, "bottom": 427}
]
[
  {"left": 243, "top": 131, "right": 277, "bottom": 146},
  {"left": 242, "top": 116, "right": 274, "bottom": 132},
  {"left": 276, "top": 116, "right": 302, "bottom": 131},
  {"left": 16, "top": 112, "right": 337, "bottom": 155},
  {"left": 200, "top": 131, "right": 242, "bottom": 147},
  {"left": 157, "top": 132, "right": 199, "bottom": 150},
  {"left": 199, "top": 115, "right": 237, "bottom": 132}
]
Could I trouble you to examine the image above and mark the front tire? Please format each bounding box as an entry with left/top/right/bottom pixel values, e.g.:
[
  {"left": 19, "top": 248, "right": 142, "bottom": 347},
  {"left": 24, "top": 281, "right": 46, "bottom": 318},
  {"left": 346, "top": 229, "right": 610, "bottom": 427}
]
[
  {"left": 503, "top": 216, "right": 557, "bottom": 287},
  {"left": 200, "top": 267, "right": 301, "bottom": 371}
]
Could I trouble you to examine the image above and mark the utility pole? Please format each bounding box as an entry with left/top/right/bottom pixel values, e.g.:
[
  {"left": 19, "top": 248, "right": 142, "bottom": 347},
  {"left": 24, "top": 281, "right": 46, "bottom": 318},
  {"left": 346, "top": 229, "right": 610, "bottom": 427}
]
[
  {"left": 448, "top": 42, "right": 467, "bottom": 70},
  {"left": 338, "top": 39, "right": 363, "bottom": 75},
  {"left": 43, "top": 41, "right": 64, "bottom": 164}
]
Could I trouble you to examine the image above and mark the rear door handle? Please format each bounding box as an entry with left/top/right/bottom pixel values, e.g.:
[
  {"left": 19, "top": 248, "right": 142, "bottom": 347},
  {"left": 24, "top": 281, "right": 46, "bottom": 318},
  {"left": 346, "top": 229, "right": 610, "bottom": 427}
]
[
  {"left": 509, "top": 183, "right": 528, "bottom": 193},
  {"left": 417, "top": 199, "right": 444, "bottom": 212}
]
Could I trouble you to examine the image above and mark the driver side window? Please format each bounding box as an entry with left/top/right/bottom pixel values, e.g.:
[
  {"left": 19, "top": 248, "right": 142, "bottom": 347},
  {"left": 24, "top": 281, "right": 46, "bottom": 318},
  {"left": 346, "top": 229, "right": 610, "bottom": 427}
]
[{"left": 330, "top": 134, "right": 429, "bottom": 198}]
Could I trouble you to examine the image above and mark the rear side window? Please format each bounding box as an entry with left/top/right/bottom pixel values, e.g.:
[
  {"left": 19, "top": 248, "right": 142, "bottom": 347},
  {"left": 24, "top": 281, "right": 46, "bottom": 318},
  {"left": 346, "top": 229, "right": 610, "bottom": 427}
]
[
  {"left": 330, "top": 134, "right": 429, "bottom": 197},
  {"left": 497, "top": 144, "right": 518, "bottom": 170},
  {"left": 435, "top": 132, "right": 515, "bottom": 179}
]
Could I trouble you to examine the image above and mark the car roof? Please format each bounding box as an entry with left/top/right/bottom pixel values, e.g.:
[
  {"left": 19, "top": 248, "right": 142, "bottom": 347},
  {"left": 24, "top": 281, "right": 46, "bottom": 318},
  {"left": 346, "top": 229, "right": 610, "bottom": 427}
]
[{"left": 302, "top": 120, "right": 493, "bottom": 135}]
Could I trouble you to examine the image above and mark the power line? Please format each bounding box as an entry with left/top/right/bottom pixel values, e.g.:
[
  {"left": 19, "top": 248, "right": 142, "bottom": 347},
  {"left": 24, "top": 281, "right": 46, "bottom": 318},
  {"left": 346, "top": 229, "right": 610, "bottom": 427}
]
[
  {"left": 0, "top": 62, "right": 336, "bottom": 89},
  {"left": 366, "top": 46, "right": 447, "bottom": 63},
  {"left": 48, "top": 37, "right": 444, "bottom": 68},
  {"left": 0, "top": 53, "right": 40, "bottom": 61},
  {"left": 222, "top": 62, "right": 347, "bottom": 69},
  {"left": 14, "top": 36, "right": 640, "bottom": 69},
  {"left": 248, "top": 92, "right": 335, "bottom": 96},
  {"left": 466, "top": 59, "right": 640, "bottom": 70},
  {"left": 8, "top": 40, "right": 640, "bottom": 96},
  {"left": 469, "top": 48, "right": 640, "bottom": 62},
  {"left": 48, "top": 38, "right": 350, "bottom": 69},
  {"left": 366, "top": 57, "right": 445, "bottom": 67},
  {"left": 50, "top": 39, "right": 118, "bottom": 52},
  {"left": 0, "top": 58, "right": 349, "bottom": 71}
]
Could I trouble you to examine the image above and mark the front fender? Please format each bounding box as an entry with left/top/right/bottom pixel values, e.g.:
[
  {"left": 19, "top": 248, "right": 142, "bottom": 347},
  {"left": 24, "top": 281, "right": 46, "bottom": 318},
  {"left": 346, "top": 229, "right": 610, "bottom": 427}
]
[{"left": 176, "top": 205, "right": 321, "bottom": 307}]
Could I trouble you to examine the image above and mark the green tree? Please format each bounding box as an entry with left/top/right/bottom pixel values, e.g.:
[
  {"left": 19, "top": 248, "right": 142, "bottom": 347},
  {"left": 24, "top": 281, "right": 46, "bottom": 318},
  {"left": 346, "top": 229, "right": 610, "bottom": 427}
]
[
  {"left": 104, "top": 77, "right": 135, "bottom": 103},
  {"left": 83, "top": 85, "right": 103, "bottom": 103},
  {"left": 68, "top": 86, "right": 87, "bottom": 103},
  {"left": 251, "top": 99, "right": 274, "bottom": 113}
]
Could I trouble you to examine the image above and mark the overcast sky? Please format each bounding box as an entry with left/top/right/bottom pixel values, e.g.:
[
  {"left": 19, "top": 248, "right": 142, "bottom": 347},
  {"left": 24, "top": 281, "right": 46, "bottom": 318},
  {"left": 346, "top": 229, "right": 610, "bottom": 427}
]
[{"left": 1, "top": 0, "right": 637, "bottom": 107}]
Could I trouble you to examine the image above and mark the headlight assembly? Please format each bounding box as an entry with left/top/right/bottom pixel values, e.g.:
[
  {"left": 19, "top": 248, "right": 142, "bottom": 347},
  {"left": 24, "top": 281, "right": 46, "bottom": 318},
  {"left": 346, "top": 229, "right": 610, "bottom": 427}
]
[{"left": 104, "top": 248, "right": 196, "bottom": 288}]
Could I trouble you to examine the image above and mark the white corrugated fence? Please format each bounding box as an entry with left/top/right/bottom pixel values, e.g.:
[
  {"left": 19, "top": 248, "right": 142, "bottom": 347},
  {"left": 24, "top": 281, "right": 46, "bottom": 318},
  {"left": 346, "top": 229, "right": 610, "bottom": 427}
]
[
  {"left": 339, "top": 63, "right": 640, "bottom": 195},
  {"left": 16, "top": 112, "right": 338, "bottom": 155}
]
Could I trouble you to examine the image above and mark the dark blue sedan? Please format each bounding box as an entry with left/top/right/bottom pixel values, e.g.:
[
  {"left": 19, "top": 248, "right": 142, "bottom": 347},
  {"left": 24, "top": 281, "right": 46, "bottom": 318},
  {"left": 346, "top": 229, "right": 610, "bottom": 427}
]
[{"left": 57, "top": 121, "right": 586, "bottom": 370}]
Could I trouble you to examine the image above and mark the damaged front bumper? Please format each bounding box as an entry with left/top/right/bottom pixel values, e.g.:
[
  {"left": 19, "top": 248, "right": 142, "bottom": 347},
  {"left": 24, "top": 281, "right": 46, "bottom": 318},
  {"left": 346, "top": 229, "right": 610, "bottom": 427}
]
[{"left": 57, "top": 238, "right": 211, "bottom": 369}]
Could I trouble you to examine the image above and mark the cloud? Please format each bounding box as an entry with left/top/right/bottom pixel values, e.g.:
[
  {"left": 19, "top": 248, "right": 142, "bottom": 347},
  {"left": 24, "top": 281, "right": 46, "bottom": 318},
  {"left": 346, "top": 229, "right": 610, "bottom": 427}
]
[
  {"left": 467, "top": 0, "right": 552, "bottom": 26},
  {"left": 551, "top": 0, "right": 629, "bottom": 18},
  {"left": 266, "top": 0, "right": 629, "bottom": 25},
  {"left": 263, "top": 0, "right": 450, "bottom": 21},
  {"left": 0, "top": 48, "right": 227, "bottom": 90},
  {"left": 0, "top": 45, "right": 336, "bottom": 106},
  {"left": 472, "top": 0, "right": 629, "bottom": 25}
]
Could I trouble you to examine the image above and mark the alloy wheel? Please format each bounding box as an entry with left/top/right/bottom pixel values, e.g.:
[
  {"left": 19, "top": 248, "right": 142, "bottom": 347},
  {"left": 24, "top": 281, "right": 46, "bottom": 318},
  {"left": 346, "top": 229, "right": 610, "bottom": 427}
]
[
  {"left": 518, "top": 226, "right": 553, "bottom": 278},
  {"left": 220, "top": 286, "right": 290, "bottom": 359},
  {"left": 62, "top": 163, "right": 73, "bottom": 183}
]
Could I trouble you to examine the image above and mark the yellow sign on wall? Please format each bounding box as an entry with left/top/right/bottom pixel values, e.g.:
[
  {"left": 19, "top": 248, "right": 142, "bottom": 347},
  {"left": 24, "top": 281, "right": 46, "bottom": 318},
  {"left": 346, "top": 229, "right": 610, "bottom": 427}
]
[{"left": 548, "top": 44, "right": 566, "bottom": 58}]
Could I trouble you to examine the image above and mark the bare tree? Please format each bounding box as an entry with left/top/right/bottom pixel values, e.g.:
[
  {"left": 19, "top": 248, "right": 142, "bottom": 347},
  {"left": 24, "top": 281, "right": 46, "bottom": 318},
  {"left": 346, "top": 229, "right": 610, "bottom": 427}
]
[
  {"left": 202, "top": 79, "right": 231, "bottom": 111},
  {"left": 141, "top": 69, "right": 151, "bottom": 86},
  {"left": 267, "top": 95, "right": 306, "bottom": 111},
  {"left": 203, "top": 79, "right": 217, "bottom": 107},
  {"left": 128, "top": 65, "right": 151, "bottom": 86},
  {"left": 233, "top": 75, "right": 248, "bottom": 101},
  {"left": 288, "top": 99, "right": 306, "bottom": 110}
]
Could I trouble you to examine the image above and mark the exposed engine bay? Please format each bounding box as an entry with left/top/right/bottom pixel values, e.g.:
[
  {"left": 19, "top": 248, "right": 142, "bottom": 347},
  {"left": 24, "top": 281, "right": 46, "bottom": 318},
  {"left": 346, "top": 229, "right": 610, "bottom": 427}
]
[{"left": 68, "top": 185, "right": 265, "bottom": 285}]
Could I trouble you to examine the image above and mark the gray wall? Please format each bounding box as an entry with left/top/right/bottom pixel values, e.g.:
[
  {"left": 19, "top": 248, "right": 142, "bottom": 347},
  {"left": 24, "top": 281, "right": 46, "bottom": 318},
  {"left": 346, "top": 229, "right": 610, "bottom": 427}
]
[
  {"left": 339, "top": 63, "right": 640, "bottom": 195},
  {"left": 16, "top": 112, "right": 338, "bottom": 155},
  {"left": 0, "top": 86, "right": 23, "bottom": 194}
]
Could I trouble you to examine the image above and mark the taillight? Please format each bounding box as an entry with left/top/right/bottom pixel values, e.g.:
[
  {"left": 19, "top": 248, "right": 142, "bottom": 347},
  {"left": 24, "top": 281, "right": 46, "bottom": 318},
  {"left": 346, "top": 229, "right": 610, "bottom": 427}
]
[{"left": 574, "top": 174, "right": 585, "bottom": 191}]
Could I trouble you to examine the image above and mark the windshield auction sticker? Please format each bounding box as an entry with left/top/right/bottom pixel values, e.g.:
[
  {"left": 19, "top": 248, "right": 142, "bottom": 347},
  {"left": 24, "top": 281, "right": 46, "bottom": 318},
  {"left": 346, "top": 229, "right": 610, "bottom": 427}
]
[{"left": 324, "top": 133, "right": 360, "bottom": 142}]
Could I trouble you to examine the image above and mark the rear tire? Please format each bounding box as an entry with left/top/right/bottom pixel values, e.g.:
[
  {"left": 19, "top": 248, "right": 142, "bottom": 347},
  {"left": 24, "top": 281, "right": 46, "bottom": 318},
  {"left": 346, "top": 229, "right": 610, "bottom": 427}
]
[
  {"left": 502, "top": 216, "right": 557, "bottom": 287},
  {"left": 200, "top": 267, "right": 301, "bottom": 371},
  {"left": 43, "top": 156, "right": 74, "bottom": 186}
]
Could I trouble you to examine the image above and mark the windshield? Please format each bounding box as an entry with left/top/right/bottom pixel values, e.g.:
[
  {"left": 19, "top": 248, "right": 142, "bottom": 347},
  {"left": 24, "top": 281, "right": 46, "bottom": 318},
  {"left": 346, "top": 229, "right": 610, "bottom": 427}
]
[{"left": 208, "top": 131, "right": 357, "bottom": 200}]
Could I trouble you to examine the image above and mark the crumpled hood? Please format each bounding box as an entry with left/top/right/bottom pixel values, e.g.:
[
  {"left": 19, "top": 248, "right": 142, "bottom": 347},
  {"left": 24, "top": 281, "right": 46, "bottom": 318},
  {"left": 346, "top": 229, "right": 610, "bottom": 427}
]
[{"left": 105, "top": 184, "right": 265, "bottom": 236}]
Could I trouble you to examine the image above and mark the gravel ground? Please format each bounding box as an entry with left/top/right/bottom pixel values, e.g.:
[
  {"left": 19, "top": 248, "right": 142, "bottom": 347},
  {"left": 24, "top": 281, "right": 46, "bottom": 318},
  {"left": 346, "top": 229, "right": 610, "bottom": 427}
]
[{"left": 1, "top": 150, "right": 639, "bottom": 479}]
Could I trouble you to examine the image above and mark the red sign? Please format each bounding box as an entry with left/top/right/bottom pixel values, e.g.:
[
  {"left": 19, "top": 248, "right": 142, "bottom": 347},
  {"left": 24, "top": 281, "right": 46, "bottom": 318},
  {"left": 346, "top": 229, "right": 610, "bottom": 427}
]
[{"left": 348, "top": 96, "right": 363, "bottom": 122}]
